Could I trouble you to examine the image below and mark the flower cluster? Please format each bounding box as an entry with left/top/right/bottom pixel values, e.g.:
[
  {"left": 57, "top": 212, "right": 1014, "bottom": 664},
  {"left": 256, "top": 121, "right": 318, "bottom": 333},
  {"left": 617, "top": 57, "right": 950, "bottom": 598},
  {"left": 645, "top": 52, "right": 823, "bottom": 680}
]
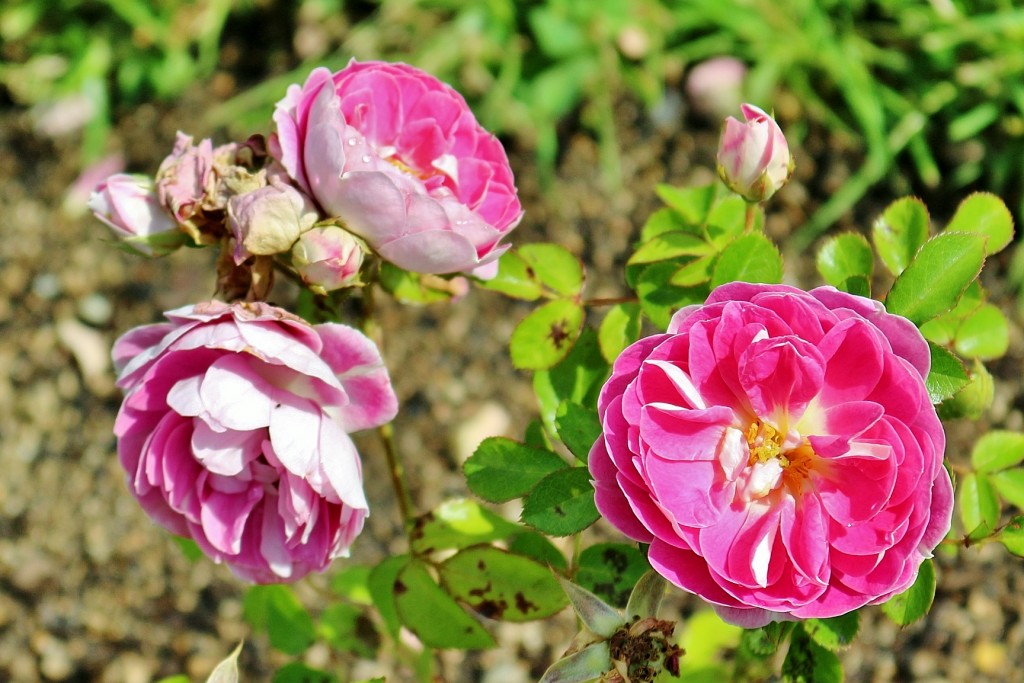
[
  {"left": 93, "top": 60, "right": 523, "bottom": 583},
  {"left": 590, "top": 283, "right": 952, "bottom": 625}
]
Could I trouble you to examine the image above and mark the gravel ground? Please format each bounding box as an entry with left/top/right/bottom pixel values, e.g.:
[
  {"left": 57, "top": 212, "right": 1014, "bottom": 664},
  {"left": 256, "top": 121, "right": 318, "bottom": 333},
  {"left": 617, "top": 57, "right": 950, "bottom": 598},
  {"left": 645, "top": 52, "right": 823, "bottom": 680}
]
[{"left": 2, "top": 79, "right": 1024, "bottom": 682}]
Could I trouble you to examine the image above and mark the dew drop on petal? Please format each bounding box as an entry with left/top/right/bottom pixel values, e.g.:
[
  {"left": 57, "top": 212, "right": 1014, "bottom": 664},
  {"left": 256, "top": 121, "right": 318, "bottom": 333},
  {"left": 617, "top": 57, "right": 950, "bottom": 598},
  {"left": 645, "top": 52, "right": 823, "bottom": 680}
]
[
  {"left": 347, "top": 138, "right": 358, "bottom": 147},
  {"left": 361, "top": 155, "right": 372, "bottom": 164}
]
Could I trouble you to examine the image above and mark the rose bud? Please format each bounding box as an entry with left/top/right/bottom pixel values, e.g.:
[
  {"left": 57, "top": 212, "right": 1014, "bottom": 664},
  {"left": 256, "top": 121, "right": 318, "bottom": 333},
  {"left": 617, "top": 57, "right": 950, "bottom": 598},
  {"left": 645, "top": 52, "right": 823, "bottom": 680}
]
[
  {"left": 291, "top": 225, "right": 365, "bottom": 294},
  {"left": 716, "top": 103, "right": 794, "bottom": 203},
  {"left": 88, "top": 173, "right": 185, "bottom": 256},
  {"left": 228, "top": 175, "right": 319, "bottom": 263}
]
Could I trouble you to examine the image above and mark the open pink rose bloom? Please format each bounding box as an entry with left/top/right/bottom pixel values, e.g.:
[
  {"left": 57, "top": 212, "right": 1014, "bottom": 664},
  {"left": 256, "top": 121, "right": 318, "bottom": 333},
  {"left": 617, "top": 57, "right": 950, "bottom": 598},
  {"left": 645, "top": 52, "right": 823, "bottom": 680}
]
[
  {"left": 112, "top": 301, "right": 397, "bottom": 582},
  {"left": 590, "top": 283, "right": 952, "bottom": 625},
  {"left": 271, "top": 60, "right": 523, "bottom": 276}
]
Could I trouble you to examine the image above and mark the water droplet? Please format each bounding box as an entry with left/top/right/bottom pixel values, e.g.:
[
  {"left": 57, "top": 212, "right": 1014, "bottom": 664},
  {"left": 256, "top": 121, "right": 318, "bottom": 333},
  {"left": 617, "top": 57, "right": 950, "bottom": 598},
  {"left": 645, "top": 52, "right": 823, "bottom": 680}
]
[
  {"left": 347, "top": 138, "right": 358, "bottom": 147},
  {"left": 361, "top": 155, "right": 372, "bottom": 164}
]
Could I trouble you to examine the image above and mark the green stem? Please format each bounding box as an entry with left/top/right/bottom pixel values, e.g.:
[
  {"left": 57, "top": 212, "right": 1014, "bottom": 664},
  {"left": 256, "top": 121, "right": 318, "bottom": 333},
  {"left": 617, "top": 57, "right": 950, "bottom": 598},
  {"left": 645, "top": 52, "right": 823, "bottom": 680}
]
[
  {"left": 378, "top": 422, "right": 415, "bottom": 532},
  {"left": 744, "top": 202, "right": 758, "bottom": 233},
  {"left": 581, "top": 295, "right": 638, "bottom": 307}
]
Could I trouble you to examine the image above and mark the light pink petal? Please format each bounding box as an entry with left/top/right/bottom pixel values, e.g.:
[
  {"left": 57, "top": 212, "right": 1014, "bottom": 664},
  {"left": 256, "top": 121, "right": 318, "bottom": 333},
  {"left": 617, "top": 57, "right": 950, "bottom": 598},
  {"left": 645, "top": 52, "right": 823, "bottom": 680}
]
[
  {"left": 199, "top": 485, "right": 263, "bottom": 555},
  {"left": 191, "top": 420, "right": 263, "bottom": 476},
  {"left": 316, "top": 324, "right": 398, "bottom": 431}
]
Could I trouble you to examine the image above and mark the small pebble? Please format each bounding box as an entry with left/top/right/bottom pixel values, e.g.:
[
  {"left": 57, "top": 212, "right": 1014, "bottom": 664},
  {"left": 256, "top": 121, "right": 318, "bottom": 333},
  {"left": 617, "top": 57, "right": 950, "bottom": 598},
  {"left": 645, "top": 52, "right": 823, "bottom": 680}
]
[
  {"left": 77, "top": 293, "right": 113, "bottom": 327},
  {"left": 31, "top": 273, "right": 62, "bottom": 301}
]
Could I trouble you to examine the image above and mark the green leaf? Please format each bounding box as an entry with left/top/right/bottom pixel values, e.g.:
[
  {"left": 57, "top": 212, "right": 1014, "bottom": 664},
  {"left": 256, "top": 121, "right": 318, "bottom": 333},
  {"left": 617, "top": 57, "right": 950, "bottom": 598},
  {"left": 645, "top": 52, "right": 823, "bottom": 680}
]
[
  {"left": 960, "top": 472, "right": 1000, "bottom": 535},
  {"left": 640, "top": 207, "right": 701, "bottom": 242},
  {"left": 318, "top": 603, "right": 375, "bottom": 658},
  {"left": 510, "top": 299, "right": 585, "bottom": 370},
  {"left": 872, "top": 197, "right": 930, "bottom": 277},
  {"left": 378, "top": 262, "right": 457, "bottom": 304},
  {"left": 410, "top": 498, "right": 521, "bottom": 554},
  {"left": 394, "top": 560, "right": 496, "bottom": 649},
  {"left": 539, "top": 642, "right": 612, "bottom": 683},
  {"left": 173, "top": 536, "right": 204, "bottom": 562},
  {"left": 954, "top": 303, "right": 1009, "bottom": 360},
  {"left": 631, "top": 260, "right": 708, "bottom": 329},
  {"left": 555, "top": 401, "right": 602, "bottom": 463},
  {"left": 937, "top": 358, "right": 994, "bottom": 420},
  {"left": 655, "top": 183, "right": 718, "bottom": 225},
  {"left": 816, "top": 232, "right": 873, "bottom": 294},
  {"left": 971, "top": 431, "right": 1024, "bottom": 474},
  {"left": 625, "top": 570, "right": 667, "bottom": 621},
  {"left": 519, "top": 243, "right": 584, "bottom": 297},
  {"left": 557, "top": 576, "right": 623, "bottom": 638},
  {"left": 521, "top": 468, "right": 600, "bottom": 536},
  {"left": 508, "top": 531, "right": 568, "bottom": 571},
  {"left": 992, "top": 469, "right": 1024, "bottom": 509},
  {"left": 533, "top": 328, "right": 609, "bottom": 435},
  {"left": 243, "top": 585, "right": 315, "bottom": 655},
  {"left": 440, "top": 546, "right": 568, "bottom": 622},
  {"left": 524, "top": 419, "right": 553, "bottom": 450},
  {"left": 669, "top": 253, "right": 716, "bottom": 287},
  {"left": 628, "top": 231, "right": 710, "bottom": 265},
  {"left": 368, "top": 554, "right": 410, "bottom": 638},
  {"left": 330, "top": 565, "right": 372, "bottom": 605},
  {"left": 464, "top": 437, "right": 568, "bottom": 503},
  {"left": 707, "top": 197, "right": 762, "bottom": 246},
  {"left": 998, "top": 515, "right": 1024, "bottom": 556},
  {"left": 925, "top": 342, "right": 969, "bottom": 404},
  {"left": 678, "top": 610, "right": 744, "bottom": 676},
  {"left": 885, "top": 232, "right": 986, "bottom": 324},
  {"left": 575, "top": 543, "right": 650, "bottom": 608},
  {"left": 476, "top": 251, "right": 543, "bottom": 300},
  {"left": 803, "top": 612, "right": 859, "bottom": 652},
  {"left": 782, "top": 627, "right": 842, "bottom": 683},
  {"left": 882, "top": 558, "right": 936, "bottom": 625},
  {"left": 944, "top": 192, "right": 1014, "bottom": 256},
  {"left": 740, "top": 623, "right": 791, "bottom": 658},
  {"left": 598, "top": 302, "right": 641, "bottom": 364},
  {"left": 710, "top": 232, "right": 783, "bottom": 288},
  {"left": 272, "top": 663, "right": 338, "bottom": 683}
]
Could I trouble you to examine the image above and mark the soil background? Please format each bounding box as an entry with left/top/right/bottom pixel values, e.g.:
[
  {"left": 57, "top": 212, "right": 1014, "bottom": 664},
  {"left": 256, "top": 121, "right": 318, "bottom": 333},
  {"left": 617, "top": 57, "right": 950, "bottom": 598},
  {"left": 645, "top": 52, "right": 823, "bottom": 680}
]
[{"left": 2, "top": 31, "right": 1024, "bottom": 683}]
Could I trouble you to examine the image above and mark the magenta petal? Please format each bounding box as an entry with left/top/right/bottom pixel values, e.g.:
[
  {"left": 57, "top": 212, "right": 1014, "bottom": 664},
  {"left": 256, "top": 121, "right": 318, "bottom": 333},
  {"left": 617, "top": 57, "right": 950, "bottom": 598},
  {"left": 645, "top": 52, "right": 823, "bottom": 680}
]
[{"left": 199, "top": 485, "right": 264, "bottom": 555}]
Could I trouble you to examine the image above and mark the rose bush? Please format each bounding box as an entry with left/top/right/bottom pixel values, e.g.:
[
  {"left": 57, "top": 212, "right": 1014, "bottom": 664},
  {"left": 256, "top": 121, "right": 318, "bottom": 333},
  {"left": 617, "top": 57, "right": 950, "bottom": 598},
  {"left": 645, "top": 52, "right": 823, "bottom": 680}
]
[
  {"left": 112, "top": 300, "right": 397, "bottom": 583},
  {"left": 589, "top": 282, "right": 952, "bottom": 626},
  {"left": 271, "top": 60, "right": 523, "bottom": 276}
]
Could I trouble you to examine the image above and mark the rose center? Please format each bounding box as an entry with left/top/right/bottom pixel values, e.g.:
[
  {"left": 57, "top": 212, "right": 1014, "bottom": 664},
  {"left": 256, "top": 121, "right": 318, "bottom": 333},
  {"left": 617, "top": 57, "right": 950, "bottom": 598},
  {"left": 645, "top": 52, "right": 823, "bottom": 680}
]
[{"left": 745, "top": 419, "right": 817, "bottom": 495}]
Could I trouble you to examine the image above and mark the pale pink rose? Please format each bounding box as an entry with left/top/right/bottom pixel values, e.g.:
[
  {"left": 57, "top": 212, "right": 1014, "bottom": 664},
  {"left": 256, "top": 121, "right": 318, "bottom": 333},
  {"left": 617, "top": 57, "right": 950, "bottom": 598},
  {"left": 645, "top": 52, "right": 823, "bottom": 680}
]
[
  {"left": 590, "top": 283, "right": 952, "bottom": 626},
  {"left": 716, "top": 103, "right": 793, "bottom": 203},
  {"left": 270, "top": 60, "right": 523, "bottom": 276},
  {"left": 112, "top": 301, "right": 398, "bottom": 583},
  {"left": 291, "top": 225, "right": 365, "bottom": 293},
  {"left": 88, "top": 173, "right": 182, "bottom": 256}
]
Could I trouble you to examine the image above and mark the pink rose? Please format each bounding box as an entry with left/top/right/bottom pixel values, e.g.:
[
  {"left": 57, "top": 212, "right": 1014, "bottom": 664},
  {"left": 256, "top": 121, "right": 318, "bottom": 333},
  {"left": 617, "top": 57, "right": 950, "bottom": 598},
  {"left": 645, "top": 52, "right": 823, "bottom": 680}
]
[
  {"left": 88, "top": 173, "right": 183, "bottom": 256},
  {"left": 589, "top": 283, "right": 952, "bottom": 626},
  {"left": 271, "top": 60, "right": 523, "bottom": 276},
  {"left": 716, "top": 104, "right": 793, "bottom": 203},
  {"left": 112, "top": 301, "right": 398, "bottom": 582},
  {"left": 156, "top": 131, "right": 241, "bottom": 222}
]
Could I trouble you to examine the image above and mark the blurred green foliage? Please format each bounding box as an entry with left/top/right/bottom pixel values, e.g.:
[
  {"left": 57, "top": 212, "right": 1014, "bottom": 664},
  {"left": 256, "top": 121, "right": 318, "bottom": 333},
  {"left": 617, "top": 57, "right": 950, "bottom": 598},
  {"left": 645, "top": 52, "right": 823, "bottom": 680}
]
[
  {"left": 4, "top": 0, "right": 1023, "bottom": 233},
  {"left": 0, "top": 0, "right": 245, "bottom": 162}
]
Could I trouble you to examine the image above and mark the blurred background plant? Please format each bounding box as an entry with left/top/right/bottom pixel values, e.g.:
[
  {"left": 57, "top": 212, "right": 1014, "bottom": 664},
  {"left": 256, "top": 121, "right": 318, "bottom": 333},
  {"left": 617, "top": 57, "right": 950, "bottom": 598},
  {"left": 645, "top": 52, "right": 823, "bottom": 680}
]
[{"left": 5, "top": 0, "right": 1022, "bottom": 238}]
